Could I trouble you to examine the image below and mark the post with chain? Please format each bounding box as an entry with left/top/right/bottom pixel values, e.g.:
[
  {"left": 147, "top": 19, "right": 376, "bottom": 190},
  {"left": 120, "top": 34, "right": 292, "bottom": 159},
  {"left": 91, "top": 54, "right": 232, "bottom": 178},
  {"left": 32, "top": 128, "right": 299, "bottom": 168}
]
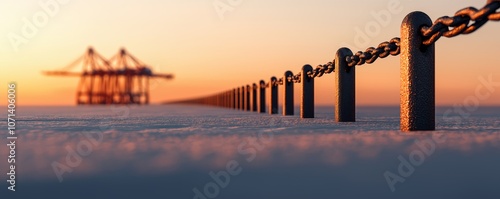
[
  {"left": 219, "top": 93, "right": 222, "bottom": 107},
  {"left": 246, "top": 85, "right": 251, "bottom": 111},
  {"left": 225, "top": 91, "right": 228, "bottom": 108},
  {"left": 400, "top": 11, "right": 435, "bottom": 131},
  {"left": 242, "top": 86, "right": 247, "bottom": 111},
  {"left": 232, "top": 88, "right": 238, "bottom": 109},
  {"left": 301, "top": 65, "right": 314, "bottom": 118},
  {"left": 217, "top": 93, "right": 220, "bottom": 107},
  {"left": 283, "top": 71, "right": 294, "bottom": 115},
  {"left": 258, "top": 80, "right": 266, "bottom": 113},
  {"left": 240, "top": 86, "right": 245, "bottom": 110},
  {"left": 237, "top": 87, "right": 241, "bottom": 110},
  {"left": 224, "top": 91, "right": 227, "bottom": 108},
  {"left": 251, "top": 83, "right": 258, "bottom": 112},
  {"left": 269, "top": 77, "right": 278, "bottom": 114},
  {"left": 335, "top": 48, "right": 356, "bottom": 122},
  {"left": 227, "top": 90, "right": 233, "bottom": 109}
]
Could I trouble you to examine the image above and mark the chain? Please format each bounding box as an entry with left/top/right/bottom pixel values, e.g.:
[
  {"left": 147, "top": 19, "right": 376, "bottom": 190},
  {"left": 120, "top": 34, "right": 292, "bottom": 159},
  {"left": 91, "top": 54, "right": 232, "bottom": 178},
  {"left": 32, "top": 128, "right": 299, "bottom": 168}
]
[
  {"left": 421, "top": 1, "right": 500, "bottom": 46},
  {"left": 346, "top": 37, "right": 401, "bottom": 67},
  {"left": 221, "top": 1, "right": 498, "bottom": 94},
  {"left": 260, "top": 81, "right": 267, "bottom": 88},
  {"left": 289, "top": 73, "right": 301, "bottom": 83},
  {"left": 277, "top": 78, "right": 284, "bottom": 86},
  {"left": 307, "top": 62, "right": 335, "bottom": 79}
]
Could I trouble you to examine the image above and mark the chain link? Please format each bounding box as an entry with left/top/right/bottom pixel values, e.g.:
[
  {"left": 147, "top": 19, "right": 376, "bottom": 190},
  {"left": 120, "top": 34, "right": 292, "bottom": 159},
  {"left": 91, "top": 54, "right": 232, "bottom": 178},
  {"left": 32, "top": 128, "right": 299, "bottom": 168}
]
[
  {"left": 346, "top": 37, "right": 401, "bottom": 67},
  {"left": 277, "top": 78, "right": 284, "bottom": 86},
  {"left": 226, "top": 1, "right": 498, "bottom": 92},
  {"left": 289, "top": 73, "right": 301, "bottom": 83},
  {"left": 421, "top": 1, "right": 500, "bottom": 45},
  {"left": 307, "top": 62, "right": 335, "bottom": 79}
]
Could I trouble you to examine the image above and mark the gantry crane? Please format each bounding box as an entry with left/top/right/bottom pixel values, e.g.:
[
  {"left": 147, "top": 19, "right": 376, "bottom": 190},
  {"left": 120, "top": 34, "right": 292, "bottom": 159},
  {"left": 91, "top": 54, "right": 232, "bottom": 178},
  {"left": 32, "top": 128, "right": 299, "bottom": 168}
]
[{"left": 43, "top": 47, "right": 174, "bottom": 105}]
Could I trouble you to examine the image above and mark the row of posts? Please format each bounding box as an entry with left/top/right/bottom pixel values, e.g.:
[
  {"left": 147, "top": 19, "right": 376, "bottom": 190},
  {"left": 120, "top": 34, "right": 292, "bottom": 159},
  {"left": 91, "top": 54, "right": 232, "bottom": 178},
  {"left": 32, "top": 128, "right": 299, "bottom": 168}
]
[{"left": 192, "top": 12, "right": 436, "bottom": 132}]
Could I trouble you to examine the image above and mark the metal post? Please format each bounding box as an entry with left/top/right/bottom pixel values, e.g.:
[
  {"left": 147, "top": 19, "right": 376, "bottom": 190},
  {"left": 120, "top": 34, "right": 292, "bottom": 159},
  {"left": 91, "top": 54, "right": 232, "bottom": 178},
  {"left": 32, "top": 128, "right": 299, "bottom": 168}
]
[
  {"left": 251, "top": 83, "right": 258, "bottom": 112},
  {"left": 225, "top": 91, "right": 228, "bottom": 108},
  {"left": 227, "top": 91, "right": 230, "bottom": 108},
  {"left": 269, "top": 77, "right": 278, "bottom": 114},
  {"left": 246, "top": 85, "right": 251, "bottom": 111},
  {"left": 233, "top": 88, "right": 237, "bottom": 109},
  {"left": 400, "top": 11, "right": 435, "bottom": 131},
  {"left": 237, "top": 87, "right": 241, "bottom": 110},
  {"left": 283, "top": 71, "right": 294, "bottom": 116},
  {"left": 335, "top": 48, "right": 355, "bottom": 122},
  {"left": 240, "top": 86, "right": 245, "bottom": 110},
  {"left": 259, "top": 80, "right": 266, "bottom": 113},
  {"left": 229, "top": 91, "right": 232, "bottom": 108},
  {"left": 301, "top": 65, "right": 314, "bottom": 118}
]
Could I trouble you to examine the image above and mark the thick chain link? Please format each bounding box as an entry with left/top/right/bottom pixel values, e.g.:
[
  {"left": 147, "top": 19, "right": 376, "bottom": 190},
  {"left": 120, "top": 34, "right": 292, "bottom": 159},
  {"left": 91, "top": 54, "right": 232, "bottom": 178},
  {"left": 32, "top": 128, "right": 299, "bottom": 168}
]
[
  {"left": 258, "top": 1, "right": 499, "bottom": 88},
  {"left": 307, "top": 62, "right": 335, "bottom": 79},
  {"left": 346, "top": 38, "right": 401, "bottom": 67},
  {"left": 421, "top": 1, "right": 500, "bottom": 45}
]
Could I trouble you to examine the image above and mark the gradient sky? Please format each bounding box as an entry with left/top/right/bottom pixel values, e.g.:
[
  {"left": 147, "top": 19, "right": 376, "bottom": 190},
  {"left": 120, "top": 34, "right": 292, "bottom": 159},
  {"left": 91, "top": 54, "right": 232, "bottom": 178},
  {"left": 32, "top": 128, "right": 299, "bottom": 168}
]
[{"left": 1, "top": 0, "right": 499, "bottom": 106}]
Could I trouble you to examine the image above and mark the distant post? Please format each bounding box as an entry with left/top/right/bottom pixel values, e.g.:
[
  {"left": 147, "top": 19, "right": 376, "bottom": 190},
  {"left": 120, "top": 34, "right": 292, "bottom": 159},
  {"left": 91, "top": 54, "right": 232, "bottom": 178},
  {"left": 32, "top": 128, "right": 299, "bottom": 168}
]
[
  {"left": 237, "top": 87, "right": 241, "bottom": 110},
  {"left": 240, "top": 86, "right": 245, "bottom": 110},
  {"left": 233, "top": 88, "right": 237, "bottom": 109},
  {"left": 259, "top": 80, "right": 266, "bottom": 113},
  {"left": 283, "top": 71, "right": 294, "bottom": 116},
  {"left": 246, "top": 85, "right": 251, "bottom": 111},
  {"left": 301, "top": 65, "right": 314, "bottom": 118},
  {"left": 269, "top": 77, "right": 278, "bottom": 114},
  {"left": 251, "top": 83, "right": 258, "bottom": 112}
]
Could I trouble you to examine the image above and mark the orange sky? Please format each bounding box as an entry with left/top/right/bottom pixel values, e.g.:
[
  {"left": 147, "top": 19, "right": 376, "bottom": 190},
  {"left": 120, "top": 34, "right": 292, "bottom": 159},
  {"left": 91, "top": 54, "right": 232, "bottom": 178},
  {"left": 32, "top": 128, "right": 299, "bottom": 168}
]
[{"left": 0, "top": 0, "right": 499, "bottom": 106}]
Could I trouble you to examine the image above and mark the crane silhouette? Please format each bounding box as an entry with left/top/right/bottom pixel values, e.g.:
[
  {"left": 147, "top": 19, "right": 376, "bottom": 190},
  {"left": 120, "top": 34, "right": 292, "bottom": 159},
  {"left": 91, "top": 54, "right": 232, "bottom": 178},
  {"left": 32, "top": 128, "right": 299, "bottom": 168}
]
[{"left": 43, "top": 47, "right": 174, "bottom": 105}]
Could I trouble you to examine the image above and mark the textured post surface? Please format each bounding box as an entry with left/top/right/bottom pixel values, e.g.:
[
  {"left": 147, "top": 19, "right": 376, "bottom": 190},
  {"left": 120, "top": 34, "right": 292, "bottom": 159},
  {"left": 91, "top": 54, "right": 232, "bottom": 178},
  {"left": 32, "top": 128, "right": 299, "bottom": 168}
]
[
  {"left": 251, "top": 83, "right": 258, "bottom": 112},
  {"left": 301, "top": 65, "right": 314, "bottom": 118},
  {"left": 245, "top": 85, "right": 251, "bottom": 111},
  {"left": 283, "top": 71, "right": 294, "bottom": 115},
  {"left": 400, "top": 11, "right": 435, "bottom": 131},
  {"left": 335, "top": 48, "right": 356, "bottom": 122},
  {"left": 269, "top": 77, "right": 278, "bottom": 114},
  {"left": 258, "top": 80, "right": 266, "bottom": 113}
]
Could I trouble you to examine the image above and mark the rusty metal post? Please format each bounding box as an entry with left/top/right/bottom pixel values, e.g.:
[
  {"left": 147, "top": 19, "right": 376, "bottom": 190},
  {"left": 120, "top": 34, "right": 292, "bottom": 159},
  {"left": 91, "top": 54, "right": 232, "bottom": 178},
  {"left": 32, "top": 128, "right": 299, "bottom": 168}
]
[
  {"left": 251, "top": 83, "right": 258, "bottom": 112},
  {"left": 258, "top": 80, "right": 266, "bottom": 113},
  {"left": 269, "top": 77, "right": 278, "bottom": 114},
  {"left": 401, "top": 11, "right": 435, "bottom": 131},
  {"left": 335, "top": 48, "right": 355, "bottom": 122},
  {"left": 283, "top": 71, "right": 294, "bottom": 116},
  {"left": 301, "top": 65, "right": 314, "bottom": 118},
  {"left": 245, "top": 85, "right": 251, "bottom": 111}
]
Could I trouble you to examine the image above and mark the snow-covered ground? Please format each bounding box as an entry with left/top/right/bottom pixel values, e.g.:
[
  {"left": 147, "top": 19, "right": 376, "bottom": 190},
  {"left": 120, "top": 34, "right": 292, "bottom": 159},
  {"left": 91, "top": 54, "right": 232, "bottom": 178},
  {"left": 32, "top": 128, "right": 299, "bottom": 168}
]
[{"left": 2, "top": 105, "right": 500, "bottom": 198}]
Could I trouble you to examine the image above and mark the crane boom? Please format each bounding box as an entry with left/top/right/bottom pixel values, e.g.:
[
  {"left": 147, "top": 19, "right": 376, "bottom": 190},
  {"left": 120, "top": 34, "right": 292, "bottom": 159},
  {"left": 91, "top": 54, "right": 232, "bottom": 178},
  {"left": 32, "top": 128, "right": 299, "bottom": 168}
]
[{"left": 43, "top": 47, "right": 174, "bottom": 104}]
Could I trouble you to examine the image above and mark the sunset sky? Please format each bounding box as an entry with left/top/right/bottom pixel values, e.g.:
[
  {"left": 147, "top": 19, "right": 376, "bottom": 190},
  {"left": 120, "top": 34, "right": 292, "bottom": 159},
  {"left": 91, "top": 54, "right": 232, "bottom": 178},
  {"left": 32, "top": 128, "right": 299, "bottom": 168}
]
[{"left": 1, "top": 0, "right": 499, "bottom": 106}]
